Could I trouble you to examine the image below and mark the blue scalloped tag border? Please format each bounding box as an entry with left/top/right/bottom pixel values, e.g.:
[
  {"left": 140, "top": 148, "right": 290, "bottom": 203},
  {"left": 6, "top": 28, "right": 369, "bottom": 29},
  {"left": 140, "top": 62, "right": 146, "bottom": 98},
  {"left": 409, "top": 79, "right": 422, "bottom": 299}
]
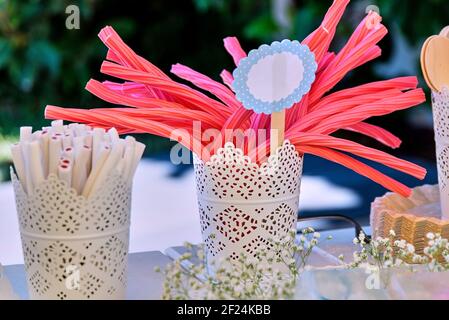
[{"left": 232, "top": 39, "right": 317, "bottom": 115}]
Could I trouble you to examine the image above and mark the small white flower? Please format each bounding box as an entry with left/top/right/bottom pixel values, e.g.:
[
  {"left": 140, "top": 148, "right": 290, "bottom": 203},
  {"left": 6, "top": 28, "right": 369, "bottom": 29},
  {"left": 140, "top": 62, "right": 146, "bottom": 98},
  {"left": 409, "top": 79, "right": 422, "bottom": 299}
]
[
  {"left": 313, "top": 232, "right": 321, "bottom": 239},
  {"left": 353, "top": 238, "right": 359, "bottom": 245},
  {"left": 427, "top": 233, "right": 435, "bottom": 240},
  {"left": 406, "top": 244, "right": 415, "bottom": 254},
  {"left": 394, "top": 239, "right": 406, "bottom": 249},
  {"left": 389, "top": 230, "right": 396, "bottom": 237}
]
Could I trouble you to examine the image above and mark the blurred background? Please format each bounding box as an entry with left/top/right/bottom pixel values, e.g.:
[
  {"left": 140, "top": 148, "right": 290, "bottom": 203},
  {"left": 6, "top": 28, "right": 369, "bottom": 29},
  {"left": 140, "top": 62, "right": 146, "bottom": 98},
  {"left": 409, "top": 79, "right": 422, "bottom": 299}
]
[{"left": 1, "top": 0, "right": 449, "bottom": 262}]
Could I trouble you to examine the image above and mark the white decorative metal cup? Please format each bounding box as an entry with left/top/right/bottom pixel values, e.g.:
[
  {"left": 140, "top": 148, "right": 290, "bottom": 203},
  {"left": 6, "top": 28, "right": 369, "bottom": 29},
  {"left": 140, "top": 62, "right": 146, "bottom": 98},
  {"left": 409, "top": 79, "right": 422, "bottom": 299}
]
[
  {"left": 193, "top": 141, "right": 303, "bottom": 272},
  {"left": 432, "top": 87, "right": 449, "bottom": 220},
  {"left": 11, "top": 168, "right": 131, "bottom": 300}
]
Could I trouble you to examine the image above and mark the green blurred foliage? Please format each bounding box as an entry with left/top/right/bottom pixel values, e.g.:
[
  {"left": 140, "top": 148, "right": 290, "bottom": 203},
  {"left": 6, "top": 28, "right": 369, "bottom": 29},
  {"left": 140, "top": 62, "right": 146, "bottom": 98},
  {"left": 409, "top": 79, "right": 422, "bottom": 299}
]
[{"left": 0, "top": 0, "right": 448, "bottom": 159}]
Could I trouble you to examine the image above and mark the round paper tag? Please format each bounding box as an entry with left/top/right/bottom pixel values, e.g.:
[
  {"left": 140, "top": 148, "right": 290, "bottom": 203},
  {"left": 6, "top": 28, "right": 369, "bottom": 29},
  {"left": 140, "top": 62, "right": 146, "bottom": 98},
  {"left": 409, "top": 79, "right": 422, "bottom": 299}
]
[{"left": 232, "top": 39, "right": 317, "bottom": 114}]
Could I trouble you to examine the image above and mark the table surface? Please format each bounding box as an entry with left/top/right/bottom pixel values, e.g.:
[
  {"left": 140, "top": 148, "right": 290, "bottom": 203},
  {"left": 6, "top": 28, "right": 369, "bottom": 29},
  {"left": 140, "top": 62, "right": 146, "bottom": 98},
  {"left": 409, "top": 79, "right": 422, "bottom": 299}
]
[{"left": 2, "top": 227, "right": 364, "bottom": 300}]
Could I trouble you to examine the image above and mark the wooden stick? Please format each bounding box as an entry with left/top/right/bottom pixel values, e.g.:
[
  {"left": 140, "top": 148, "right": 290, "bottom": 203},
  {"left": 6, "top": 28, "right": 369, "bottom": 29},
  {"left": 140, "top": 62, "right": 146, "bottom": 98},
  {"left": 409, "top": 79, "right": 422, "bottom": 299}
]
[{"left": 270, "top": 110, "right": 285, "bottom": 155}]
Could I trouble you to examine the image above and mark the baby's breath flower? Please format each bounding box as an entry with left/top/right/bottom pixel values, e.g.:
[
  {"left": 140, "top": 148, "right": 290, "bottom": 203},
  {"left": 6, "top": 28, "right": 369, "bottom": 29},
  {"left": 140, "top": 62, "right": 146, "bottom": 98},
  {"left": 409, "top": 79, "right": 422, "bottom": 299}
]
[{"left": 406, "top": 244, "right": 415, "bottom": 254}]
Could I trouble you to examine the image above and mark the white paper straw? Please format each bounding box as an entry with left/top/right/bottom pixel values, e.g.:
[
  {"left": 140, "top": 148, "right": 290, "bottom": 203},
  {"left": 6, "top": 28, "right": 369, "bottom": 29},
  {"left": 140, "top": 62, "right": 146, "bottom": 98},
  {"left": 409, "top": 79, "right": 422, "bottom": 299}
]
[
  {"left": 68, "top": 123, "right": 78, "bottom": 133},
  {"left": 75, "top": 124, "right": 86, "bottom": 137},
  {"left": 92, "top": 128, "right": 106, "bottom": 168},
  {"left": 107, "top": 127, "right": 120, "bottom": 144},
  {"left": 72, "top": 145, "right": 91, "bottom": 194},
  {"left": 127, "top": 141, "right": 146, "bottom": 185},
  {"left": 122, "top": 136, "right": 136, "bottom": 182},
  {"left": 62, "top": 133, "right": 73, "bottom": 149},
  {"left": 20, "top": 127, "right": 33, "bottom": 143},
  {"left": 63, "top": 147, "right": 74, "bottom": 164},
  {"left": 116, "top": 158, "right": 125, "bottom": 176},
  {"left": 22, "top": 144, "right": 34, "bottom": 195},
  {"left": 11, "top": 143, "right": 27, "bottom": 192},
  {"left": 32, "top": 130, "right": 42, "bottom": 141},
  {"left": 88, "top": 140, "right": 124, "bottom": 197},
  {"left": 19, "top": 127, "right": 34, "bottom": 194},
  {"left": 51, "top": 120, "right": 64, "bottom": 134},
  {"left": 84, "top": 133, "right": 93, "bottom": 148},
  {"left": 73, "top": 136, "right": 85, "bottom": 151},
  {"left": 41, "top": 130, "right": 50, "bottom": 178},
  {"left": 82, "top": 144, "right": 111, "bottom": 197},
  {"left": 27, "top": 141, "right": 45, "bottom": 189},
  {"left": 58, "top": 161, "right": 72, "bottom": 187},
  {"left": 48, "top": 136, "right": 62, "bottom": 176}
]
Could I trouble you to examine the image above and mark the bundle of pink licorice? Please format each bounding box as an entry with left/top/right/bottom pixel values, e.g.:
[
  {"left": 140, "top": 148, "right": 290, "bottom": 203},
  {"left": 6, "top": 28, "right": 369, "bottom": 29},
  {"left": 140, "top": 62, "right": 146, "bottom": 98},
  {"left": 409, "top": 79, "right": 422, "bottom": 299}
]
[
  {"left": 45, "top": 0, "right": 427, "bottom": 197},
  {"left": 11, "top": 121, "right": 145, "bottom": 197}
]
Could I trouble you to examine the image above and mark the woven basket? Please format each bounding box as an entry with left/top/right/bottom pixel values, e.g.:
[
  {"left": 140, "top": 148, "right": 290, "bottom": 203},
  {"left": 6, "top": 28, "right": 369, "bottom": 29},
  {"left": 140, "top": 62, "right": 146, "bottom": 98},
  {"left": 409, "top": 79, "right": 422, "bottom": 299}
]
[{"left": 371, "top": 184, "right": 449, "bottom": 253}]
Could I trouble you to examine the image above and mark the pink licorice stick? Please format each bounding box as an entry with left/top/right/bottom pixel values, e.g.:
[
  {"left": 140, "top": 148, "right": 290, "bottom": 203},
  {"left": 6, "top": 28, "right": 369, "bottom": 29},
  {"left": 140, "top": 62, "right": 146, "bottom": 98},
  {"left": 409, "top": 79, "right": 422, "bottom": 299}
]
[
  {"left": 10, "top": 143, "right": 27, "bottom": 192},
  {"left": 72, "top": 145, "right": 91, "bottom": 194},
  {"left": 88, "top": 140, "right": 125, "bottom": 197},
  {"left": 127, "top": 141, "right": 145, "bottom": 186},
  {"left": 58, "top": 161, "right": 72, "bottom": 187},
  {"left": 49, "top": 136, "right": 62, "bottom": 176},
  {"left": 82, "top": 144, "right": 111, "bottom": 197}
]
